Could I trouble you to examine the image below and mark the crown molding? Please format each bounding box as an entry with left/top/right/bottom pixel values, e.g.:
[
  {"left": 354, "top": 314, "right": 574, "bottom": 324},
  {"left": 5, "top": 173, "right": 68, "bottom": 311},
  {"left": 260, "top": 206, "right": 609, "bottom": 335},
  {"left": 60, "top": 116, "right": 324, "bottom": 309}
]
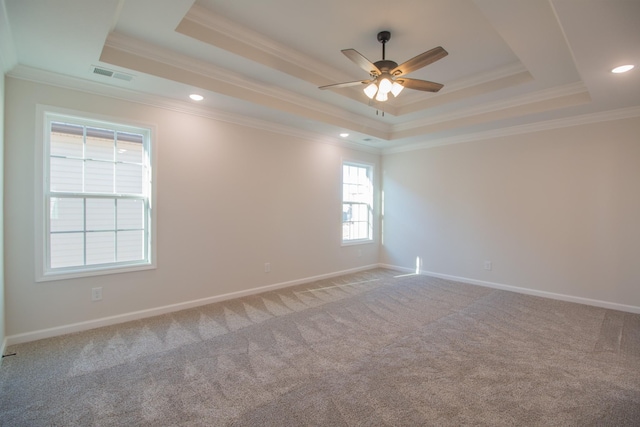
[
  {"left": 0, "top": 0, "right": 17, "bottom": 73},
  {"left": 383, "top": 105, "right": 640, "bottom": 155},
  {"left": 177, "top": 5, "right": 533, "bottom": 118},
  {"left": 180, "top": 4, "right": 349, "bottom": 85},
  {"left": 399, "top": 62, "right": 529, "bottom": 106},
  {"left": 394, "top": 81, "right": 588, "bottom": 133},
  {"left": 7, "top": 65, "right": 382, "bottom": 155},
  {"left": 103, "top": 32, "right": 388, "bottom": 137}
]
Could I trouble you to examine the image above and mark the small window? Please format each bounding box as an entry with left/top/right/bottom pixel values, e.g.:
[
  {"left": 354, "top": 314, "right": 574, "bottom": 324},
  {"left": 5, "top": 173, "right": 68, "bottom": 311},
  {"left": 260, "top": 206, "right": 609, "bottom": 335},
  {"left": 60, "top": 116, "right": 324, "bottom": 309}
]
[
  {"left": 37, "top": 111, "right": 155, "bottom": 280},
  {"left": 342, "top": 162, "right": 373, "bottom": 243}
]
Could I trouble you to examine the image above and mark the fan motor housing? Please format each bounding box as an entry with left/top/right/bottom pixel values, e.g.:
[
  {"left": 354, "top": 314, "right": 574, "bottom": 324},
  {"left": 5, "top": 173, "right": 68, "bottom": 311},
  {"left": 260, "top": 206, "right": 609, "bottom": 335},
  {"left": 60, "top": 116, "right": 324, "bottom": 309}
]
[{"left": 374, "top": 60, "right": 398, "bottom": 73}]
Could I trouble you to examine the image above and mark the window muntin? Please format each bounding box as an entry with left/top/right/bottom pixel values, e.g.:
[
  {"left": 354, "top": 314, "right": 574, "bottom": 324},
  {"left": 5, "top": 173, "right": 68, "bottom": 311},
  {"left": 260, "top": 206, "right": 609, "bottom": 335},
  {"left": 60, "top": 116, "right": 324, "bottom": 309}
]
[
  {"left": 41, "top": 113, "right": 153, "bottom": 278},
  {"left": 342, "top": 162, "right": 373, "bottom": 243}
]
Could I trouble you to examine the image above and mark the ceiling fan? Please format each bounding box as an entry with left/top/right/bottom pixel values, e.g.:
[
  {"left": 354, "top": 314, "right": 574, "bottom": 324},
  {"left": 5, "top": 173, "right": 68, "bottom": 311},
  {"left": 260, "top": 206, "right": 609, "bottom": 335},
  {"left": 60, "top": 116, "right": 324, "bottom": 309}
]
[{"left": 319, "top": 31, "right": 448, "bottom": 102}]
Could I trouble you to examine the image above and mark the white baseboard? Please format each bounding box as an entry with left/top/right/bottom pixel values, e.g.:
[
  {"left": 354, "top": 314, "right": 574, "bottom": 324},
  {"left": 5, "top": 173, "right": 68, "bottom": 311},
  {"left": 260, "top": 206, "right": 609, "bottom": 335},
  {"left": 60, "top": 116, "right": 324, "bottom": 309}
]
[
  {"left": 0, "top": 337, "right": 7, "bottom": 366},
  {"left": 5, "top": 264, "right": 379, "bottom": 347},
  {"left": 378, "top": 263, "right": 640, "bottom": 314}
]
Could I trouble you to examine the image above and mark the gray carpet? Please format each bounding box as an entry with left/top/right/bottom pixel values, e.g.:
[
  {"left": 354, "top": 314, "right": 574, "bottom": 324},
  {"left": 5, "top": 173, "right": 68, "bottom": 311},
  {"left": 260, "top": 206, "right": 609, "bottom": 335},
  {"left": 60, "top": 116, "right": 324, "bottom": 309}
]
[{"left": 1, "top": 268, "right": 639, "bottom": 426}]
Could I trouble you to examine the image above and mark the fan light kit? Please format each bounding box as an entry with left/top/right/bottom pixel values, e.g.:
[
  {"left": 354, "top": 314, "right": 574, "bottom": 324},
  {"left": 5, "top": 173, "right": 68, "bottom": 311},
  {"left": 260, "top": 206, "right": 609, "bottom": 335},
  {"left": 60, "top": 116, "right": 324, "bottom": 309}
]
[{"left": 320, "top": 31, "right": 448, "bottom": 103}]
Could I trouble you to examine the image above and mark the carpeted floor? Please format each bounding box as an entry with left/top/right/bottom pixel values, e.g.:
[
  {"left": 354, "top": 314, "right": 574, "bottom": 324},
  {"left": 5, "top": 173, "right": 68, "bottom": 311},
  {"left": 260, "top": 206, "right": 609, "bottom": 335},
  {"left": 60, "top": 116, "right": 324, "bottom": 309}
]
[{"left": 1, "top": 268, "right": 639, "bottom": 426}]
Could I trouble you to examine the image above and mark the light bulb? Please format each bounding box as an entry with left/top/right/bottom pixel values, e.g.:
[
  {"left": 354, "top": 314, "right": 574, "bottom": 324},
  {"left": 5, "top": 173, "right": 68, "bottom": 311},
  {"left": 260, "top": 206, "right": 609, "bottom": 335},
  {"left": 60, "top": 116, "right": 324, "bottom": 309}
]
[
  {"left": 363, "top": 83, "right": 378, "bottom": 99},
  {"left": 391, "top": 82, "right": 404, "bottom": 97},
  {"left": 375, "top": 91, "right": 388, "bottom": 102},
  {"left": 378, "top": 77, "right": 392, "bottom": 94}
]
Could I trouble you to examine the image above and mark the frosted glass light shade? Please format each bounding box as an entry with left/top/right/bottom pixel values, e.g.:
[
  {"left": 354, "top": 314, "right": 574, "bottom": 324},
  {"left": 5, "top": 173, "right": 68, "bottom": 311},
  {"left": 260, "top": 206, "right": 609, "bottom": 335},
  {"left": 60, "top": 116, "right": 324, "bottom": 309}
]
[
  {"left": 391, "top": 82, "right": 404, "bottom": 97},
  {"left": 375, "top": 91, "right": 388, "bottom": 102},
  {"left": 378, "top": 78, "right": 392, "bottom": 94},
  {"left": 364, "top": 83, "right": 378, "bottom": 99}
]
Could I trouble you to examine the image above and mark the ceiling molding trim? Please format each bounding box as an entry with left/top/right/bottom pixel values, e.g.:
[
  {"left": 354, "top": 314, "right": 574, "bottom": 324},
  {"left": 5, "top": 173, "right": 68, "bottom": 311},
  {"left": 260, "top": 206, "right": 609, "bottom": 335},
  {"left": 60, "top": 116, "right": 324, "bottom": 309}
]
[
  {"left": 398, "top": 70, "right": 533, "bottom": 116},
  {"left": 103, "top": 32, "right": 388, "bottom": 136},
  {"left": 7, "top": 65, "right": 381, "bottom": 155},
  {"left": 399, "top": 62, "right": 528, "bottom": 106},
  {"left": 178, "top": 4, "right": 352, "bottom": 85},
  {"left": 0, "top": 0, "right": 18, "bottom": 73},
  {"left": 383, "top": 105, "right": 640, "bottom": 155},
  {"left": 394, "top": 81, "right": 588, "bottom": 132}
]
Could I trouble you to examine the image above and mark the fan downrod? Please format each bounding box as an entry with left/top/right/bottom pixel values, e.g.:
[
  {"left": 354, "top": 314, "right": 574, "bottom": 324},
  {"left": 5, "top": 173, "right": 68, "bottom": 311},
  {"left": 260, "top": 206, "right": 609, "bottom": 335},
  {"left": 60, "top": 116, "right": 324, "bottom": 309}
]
[{"left": 377, "top": 31, "right": 391, "bottom": 60}]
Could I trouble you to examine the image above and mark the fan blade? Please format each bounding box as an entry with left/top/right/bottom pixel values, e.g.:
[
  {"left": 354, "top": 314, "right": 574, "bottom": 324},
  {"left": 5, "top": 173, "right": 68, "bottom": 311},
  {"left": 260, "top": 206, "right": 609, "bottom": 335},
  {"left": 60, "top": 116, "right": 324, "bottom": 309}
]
[
  {"left": 391, "top": 46, "right": 448, "bottom": 76},
  {"left": 342, "top": 49, "right": 381, "bottom": 75},
  {"left": 397, "top": 78, "right": 444, "bottom": 92},
  {"left": 319, "top": 79, "right": 371, "bottom": 90}
]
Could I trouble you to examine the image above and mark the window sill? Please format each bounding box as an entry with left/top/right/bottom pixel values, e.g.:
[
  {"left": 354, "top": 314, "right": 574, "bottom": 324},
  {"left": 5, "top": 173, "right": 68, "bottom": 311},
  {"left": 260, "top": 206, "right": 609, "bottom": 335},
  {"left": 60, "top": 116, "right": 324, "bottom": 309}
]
[
  {"left": 341, "top": 239, "right": 374, "bottom": 247},
  {"left": 36, "top": 262, "right": 156, "bottom": 282}
]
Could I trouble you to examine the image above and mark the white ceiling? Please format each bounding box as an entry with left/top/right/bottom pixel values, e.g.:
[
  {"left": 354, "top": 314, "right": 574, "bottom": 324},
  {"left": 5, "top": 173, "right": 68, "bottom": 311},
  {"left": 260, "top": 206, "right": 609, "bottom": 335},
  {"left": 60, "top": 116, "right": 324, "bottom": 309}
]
[{"left": 2, "top": 0, "right": 639, "bottom": 152}]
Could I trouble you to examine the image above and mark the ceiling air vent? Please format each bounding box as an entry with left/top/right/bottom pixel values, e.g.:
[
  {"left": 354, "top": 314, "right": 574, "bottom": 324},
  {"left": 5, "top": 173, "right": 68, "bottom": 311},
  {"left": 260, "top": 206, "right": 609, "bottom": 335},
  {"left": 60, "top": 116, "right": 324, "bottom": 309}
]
[
  {"left": 91, "top": 65, "right": 134, "bottom": 82},
  {"left": 92, "top": 66, "right": 114, "bottom": 77},
  {"left": 112, "top": 72, "right": 133, "bottom": 82}
]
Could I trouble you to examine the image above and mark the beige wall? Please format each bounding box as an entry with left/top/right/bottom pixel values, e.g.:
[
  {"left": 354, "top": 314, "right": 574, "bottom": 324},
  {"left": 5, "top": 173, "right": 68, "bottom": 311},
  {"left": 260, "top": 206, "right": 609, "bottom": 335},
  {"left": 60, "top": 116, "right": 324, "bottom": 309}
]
[
  {"left": 4, "top": 77, "right": 380, "bottom": 339},
  {"left": 5, "top": 75, "right": 639, "bottom": 343},
  {"left": 381, "top": 117, "right": 640, "bottom": 309}
]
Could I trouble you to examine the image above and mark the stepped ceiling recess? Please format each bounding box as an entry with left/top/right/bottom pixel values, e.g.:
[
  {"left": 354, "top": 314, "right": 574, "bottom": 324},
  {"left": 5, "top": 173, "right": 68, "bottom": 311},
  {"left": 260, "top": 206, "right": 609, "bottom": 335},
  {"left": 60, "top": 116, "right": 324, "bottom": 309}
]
[{"left": 2, "top": 0, "right": 639, "bottom": 152}]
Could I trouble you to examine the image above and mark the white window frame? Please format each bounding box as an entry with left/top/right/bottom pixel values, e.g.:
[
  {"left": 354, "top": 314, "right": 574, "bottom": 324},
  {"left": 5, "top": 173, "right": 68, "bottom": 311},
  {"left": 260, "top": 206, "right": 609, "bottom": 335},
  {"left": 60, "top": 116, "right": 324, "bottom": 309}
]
[
  {"left": 341, "top": 160, "right": 374, "bottom": 245},
  {"left": 35, "top": 105, "right": 157, "bottom": 281}
]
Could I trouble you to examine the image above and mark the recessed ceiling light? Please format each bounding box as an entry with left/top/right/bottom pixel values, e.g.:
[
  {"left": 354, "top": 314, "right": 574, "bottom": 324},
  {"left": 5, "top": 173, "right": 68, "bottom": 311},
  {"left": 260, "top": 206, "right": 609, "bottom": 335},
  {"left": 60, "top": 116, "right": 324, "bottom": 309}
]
[
  {"left": 189, "top": 94, "right": 204, "bottom": 101},
  {"left": 340, "top": 133, "right": 349, "bottom": 138},
  {"left": 611, "top": 65, "right": 634, "bottom": 73}
]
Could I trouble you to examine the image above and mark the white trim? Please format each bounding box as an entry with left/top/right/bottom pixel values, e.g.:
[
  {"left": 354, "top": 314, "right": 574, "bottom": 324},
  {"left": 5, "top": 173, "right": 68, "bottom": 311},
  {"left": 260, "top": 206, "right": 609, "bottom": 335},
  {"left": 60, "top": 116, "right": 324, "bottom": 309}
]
[
  {"left": 8, "top": 66, "right": 382, "bottom": 155},
  {"left": 8, "top": 66, "right": 640, "bottom": 157},
  {"left": 179, "top": 5, "right": 349, "bottom": 86},
  {"left": 341, "top": 160, "right": 375, "bottom": 245},
  {"left": 0, "top": 337, "right": 7, "bottom": 365},
  {"left": 378, "top": 263, "right": 640, "bottom": 314},
  {"left": 399, "top": 62, "right": 529, "bottom": 106},
  {"left": 102, "top": 32, "right": 388, "bottom": 135},
  {"left": 34, "top": 105, "right": 158, "bottom": 282},
  {"left": 5, "top": 264, "right": 379, "bottom": 346},
  {"left": 394, "top": 81, "right": 589, "bottom": 132},
  {"left": 0, "top": 0, "right": 17, "bottom": 73},
  {"left": 383, "top": 105, "right": 640, "bottom": 154}
]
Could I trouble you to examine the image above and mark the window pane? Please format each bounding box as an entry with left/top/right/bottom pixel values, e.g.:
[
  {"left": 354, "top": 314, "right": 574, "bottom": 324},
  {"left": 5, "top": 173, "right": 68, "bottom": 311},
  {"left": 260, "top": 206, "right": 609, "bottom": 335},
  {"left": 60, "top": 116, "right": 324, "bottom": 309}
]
[
  {"left": 86, "top": 127, "right": 114, "bottom": 161},
  {"left": 85, "top": 160, "right": 114, "bottom": 193},
  {"left": 86, "top": 231, "right": 115, "bottom": 265},
  {"left": 117, "top": 230, "right": 144, "bottom": 262},
  {"left": 50, "top": 232, "right": 84, "bottom": 268},
  {"left": 357, "top": 222, "right": 368, "bottom": 239},
  {"left": 342, "top": 163, "right": 372, "bottom": 242},
  {"left": 116, "top": 163, "right": 143, "bottom": 194},
  {"left": 44, "top": 113, "right": 152, "bottom": 276},
  {"left": 343, "top": 203, "right": 352, "bottom": 222},
  {"left": 50, "top": 124, "right": 83, "bottom": 158},
  {"left": 50, "top": 157, "right": 83, "bottom": 192},
  {"left": 50, "top": 197, "right": 84, "bottom": 232},
  {"left": 87, "top": 198, "right": 115, "bottom": 231},
  {"left": 117, "top": 132, "right": 143, "bottom": 163},
  {"left": 118, "top": 199, "right": 143, "bottom": 229}
]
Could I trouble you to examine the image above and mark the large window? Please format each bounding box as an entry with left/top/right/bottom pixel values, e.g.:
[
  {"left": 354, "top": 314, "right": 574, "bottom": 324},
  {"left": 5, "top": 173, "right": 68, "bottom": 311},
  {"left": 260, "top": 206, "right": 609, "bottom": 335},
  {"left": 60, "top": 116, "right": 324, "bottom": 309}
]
[
  {"left": 342, "top": 162, "right": 373, "bottom": 243},
  {"left": 37, "top": 111, "right": 155, "bottom": 280}
]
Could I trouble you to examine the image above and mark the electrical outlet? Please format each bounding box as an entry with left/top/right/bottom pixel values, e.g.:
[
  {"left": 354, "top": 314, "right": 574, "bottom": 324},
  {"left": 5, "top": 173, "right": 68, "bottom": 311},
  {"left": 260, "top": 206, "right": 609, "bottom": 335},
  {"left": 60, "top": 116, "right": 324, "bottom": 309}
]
[
  {"left": 484, "top": 261, "right": 492, "bottom": 271},
  {"left": 264, "top": 262, "right": 271, "bottom": 273},
  {"left": 91, "top": 287, "right": 103, "bottom": 301}
]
